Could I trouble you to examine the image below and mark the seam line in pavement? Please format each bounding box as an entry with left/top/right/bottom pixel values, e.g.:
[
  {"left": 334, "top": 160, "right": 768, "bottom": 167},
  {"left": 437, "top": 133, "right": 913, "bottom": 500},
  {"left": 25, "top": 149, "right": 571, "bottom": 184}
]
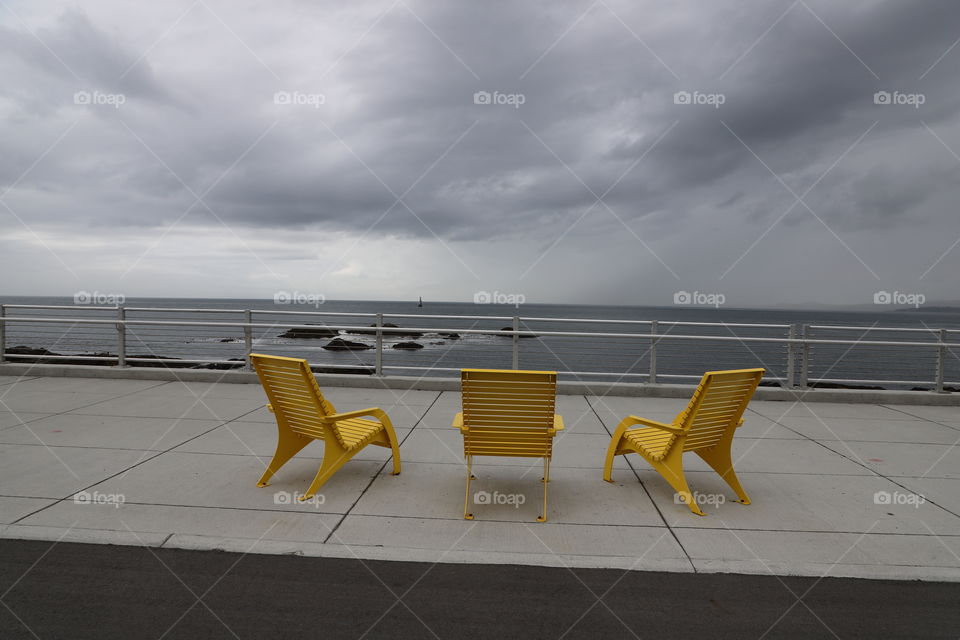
[
  {"left": 6, "top": 403, "right": 266, "bottom": 527},
  {"left": 585, "top": 395, "right": 698, "bottom": 573},
  {"left": 322, "top": 390, "right": 443, "bottom": 544},
  {"left": 767, "top": 415, "right": 960, "bottom": 520},
  {"left": 880, "top": 404, "right": 960, "bottom": 432}
]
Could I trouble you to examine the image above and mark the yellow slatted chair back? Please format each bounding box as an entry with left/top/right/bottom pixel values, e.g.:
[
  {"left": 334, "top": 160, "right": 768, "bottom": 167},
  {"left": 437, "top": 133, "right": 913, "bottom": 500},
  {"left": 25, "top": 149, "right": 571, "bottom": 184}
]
[
  {"left": 250, "top": 354, "right": 337, "bottom": 441},
  {"left": 461, "top": 369, "right": 558, "bottom": 458},
  {"left": 249, "top": 353, "right": 402, "bottom": 500},
  {"left": 677, "top": 368, "right": 765, "bottom": 451}
]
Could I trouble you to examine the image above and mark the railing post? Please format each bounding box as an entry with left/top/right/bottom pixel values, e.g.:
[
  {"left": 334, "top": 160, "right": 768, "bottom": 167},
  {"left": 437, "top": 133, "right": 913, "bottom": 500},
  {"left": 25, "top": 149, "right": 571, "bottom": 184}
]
[
  {"left": 935, "top": 328, "right": 947, "bottom": 393},
  {"left": 116, "top": 306, "right": 126, "bottom": 367},
  {"left": 649, "top": 320, "right": 658, "bottom": 384},
  {"left": 375, "top": 313, "right": 383, "bottom": 376},
  {"left": 0, "top": 304, "right": 5, "bottom": 364},
  {"left": 512, "top": 316, "right": 519, "bottom": 370},
  {"left": 785, "top": 324, "right": 796, "bottom": 389},
  {"left": 243, "top": 309, "right": 253, "bottom": 371},
  {"left": 799, "top": 324, "right": 810, "bottom": 389}
]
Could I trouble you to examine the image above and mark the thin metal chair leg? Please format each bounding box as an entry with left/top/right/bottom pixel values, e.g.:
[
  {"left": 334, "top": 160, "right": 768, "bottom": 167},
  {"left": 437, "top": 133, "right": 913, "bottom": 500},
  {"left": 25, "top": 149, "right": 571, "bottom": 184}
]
[
  {"left": 464, "top": 455, "right": 474, "bottom": 520},
  {"left": 537, "top": 457, "right": 550, "bottom": 522}
]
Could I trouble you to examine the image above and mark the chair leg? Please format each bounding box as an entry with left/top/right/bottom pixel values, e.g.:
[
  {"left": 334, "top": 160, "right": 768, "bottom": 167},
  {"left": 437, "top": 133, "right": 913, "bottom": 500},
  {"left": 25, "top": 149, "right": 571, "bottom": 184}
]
[
  {"left": 463, "top": 455, "right": 474, "bottom": 520},
  {"left": 653, "top": 457, "right": 705, "bottom": 516},
  {"left": 537, "top": 457, "right": 550, "bottom": 522},
  {"left": 301, "top": 446, "right": 353, "bottom": 500},
  {"left": 257, "top": 430, "right": 312, "bottom": 487},
  {"left": 380, "top": 416, "right": 402, "bottom": 476},
  {"left": 603, "top": 419, "right": 633, "bottom": 482},
  {"left": 697, "top": 445, "right": 750, "bottom": 505}
]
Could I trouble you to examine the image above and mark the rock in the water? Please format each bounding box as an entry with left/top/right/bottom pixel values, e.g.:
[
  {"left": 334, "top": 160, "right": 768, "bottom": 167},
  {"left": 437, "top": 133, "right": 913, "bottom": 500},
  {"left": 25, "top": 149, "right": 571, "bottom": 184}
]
[
  {"left": 392, "top": 341, "right": 424, "bottom": 350},
  {"left": 439, "top": 332, "right": 460, "bottom": 339},
  {"left": 279, "top": 324, "right": 339, "bottom": 339},
  {"left": 352, "top": 322, "right": 423, "bottom": 338},
  {"left": 322, "top": 338, "right": 372, "bottom": 351}
]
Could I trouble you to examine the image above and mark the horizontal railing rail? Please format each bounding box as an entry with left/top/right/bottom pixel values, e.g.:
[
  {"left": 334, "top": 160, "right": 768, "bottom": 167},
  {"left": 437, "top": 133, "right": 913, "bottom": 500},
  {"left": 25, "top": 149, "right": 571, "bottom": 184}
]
[{"left": 0, "top": 304, "right": 956, "bottom": 392}]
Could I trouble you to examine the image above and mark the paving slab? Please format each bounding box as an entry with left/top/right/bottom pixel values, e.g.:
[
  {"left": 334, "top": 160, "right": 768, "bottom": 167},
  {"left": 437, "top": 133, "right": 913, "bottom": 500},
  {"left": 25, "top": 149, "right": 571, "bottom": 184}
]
[
  {"left": 748, "top": 401, "right": 917, "bottom": 420},
  {"left": 15, "top": 501, "right": 340, "bottom": 544},
  {"left": 0, "top": 411, "right": 52, "bottom": 431},
  {"left": 0, "top": 497, "right": 56, "bottom": 524},
  {"left": 775, "top": 416, "right": 960, "bottom": 444},
  {"left": 0, "top": 414, "right": 223, "bottom": 451},
  {"left": 0, "top": 443, "right": 151, "bottom": 498},
  {"left": 87, "top": 450, "right": 394, "bottom": 515},
  {"left": 2, "top": 377, "right": 166, "bottom": 394},
  {"left": 0, "top": 391, "right": 129, "bottom": 414},
  {"left": 70, "top": 394, "right": 265, "bottom": 421},
  {"left": 650, "top": 472, "right": 960, "bottom": 535},
  {"left": 882, "top": 404, "right": 960, "bottom": 422},
  {"left": 818, "top": 440, "right": 960, "bottom": 479}
]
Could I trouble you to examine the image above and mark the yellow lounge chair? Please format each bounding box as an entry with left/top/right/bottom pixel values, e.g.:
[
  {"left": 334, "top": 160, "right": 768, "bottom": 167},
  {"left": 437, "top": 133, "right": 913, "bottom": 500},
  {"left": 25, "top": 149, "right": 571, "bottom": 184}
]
[
  {"left": 603, "top": 368, "right": 764, "bottom": 516},
  {"left": 250, "top": 353, "right": 401, "bottom": 500},
  {"left": 453, "top": 369, "right": 564, "bottom": 522}
]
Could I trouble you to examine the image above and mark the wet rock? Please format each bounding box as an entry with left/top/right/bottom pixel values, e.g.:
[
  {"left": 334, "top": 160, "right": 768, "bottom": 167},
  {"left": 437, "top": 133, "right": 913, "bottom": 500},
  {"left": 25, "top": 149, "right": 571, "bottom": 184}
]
[{"left": 322, "top": 337, "right": 372, "bottom": 351}]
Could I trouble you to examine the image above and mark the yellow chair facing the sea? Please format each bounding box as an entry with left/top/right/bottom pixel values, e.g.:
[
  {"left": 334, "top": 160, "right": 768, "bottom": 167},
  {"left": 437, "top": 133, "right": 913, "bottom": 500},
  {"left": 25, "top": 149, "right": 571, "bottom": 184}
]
[
  {"left": 603, "top": 368, "right": 764, "bottom": 515},
  {"left": 453, "top": 369, "right": 564, "bottom": 522},
  {"left": 250, "top": 353, "right": 401, "bottom": 500}
]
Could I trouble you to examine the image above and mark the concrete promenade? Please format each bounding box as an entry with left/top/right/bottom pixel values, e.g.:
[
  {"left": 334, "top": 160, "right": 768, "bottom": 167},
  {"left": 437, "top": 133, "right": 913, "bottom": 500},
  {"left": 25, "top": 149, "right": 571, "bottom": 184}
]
[{"left": 0, "top": 372, "right": 958, "bottom": 582}]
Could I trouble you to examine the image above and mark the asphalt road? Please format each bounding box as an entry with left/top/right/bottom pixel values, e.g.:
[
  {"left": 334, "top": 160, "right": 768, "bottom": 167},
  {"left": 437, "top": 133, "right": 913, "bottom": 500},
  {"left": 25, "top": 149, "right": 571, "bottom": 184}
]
[{"left": 1, "top": 539, "right": 957, "bottom": 639}]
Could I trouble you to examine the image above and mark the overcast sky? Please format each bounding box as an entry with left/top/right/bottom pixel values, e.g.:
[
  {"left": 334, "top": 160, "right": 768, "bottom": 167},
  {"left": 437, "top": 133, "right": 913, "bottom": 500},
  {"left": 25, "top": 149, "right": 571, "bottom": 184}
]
[{"left": 1, "top": 0, "right": 959, "bottom": 307}]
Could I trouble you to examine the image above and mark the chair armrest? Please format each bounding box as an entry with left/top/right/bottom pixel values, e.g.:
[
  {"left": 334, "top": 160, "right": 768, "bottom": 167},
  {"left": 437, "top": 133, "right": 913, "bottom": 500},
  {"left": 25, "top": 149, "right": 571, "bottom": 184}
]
[
  {"left": 320, "top": 407, "right": 386, "bottom": 423},
  {"left": 549, "top": 414, "right": 564, "bottom": 434},
  {"left": 623, "top": 415, "right": 684, "bottom": 435},
  {"left": 452, "top": 412, "right": 466, "bottom": 433},
  {"left": 266, "top": 403, "right": 274, "bottom": 413},
  {"left": 736, "top": 417, "right": 745, "bottom": 428}
]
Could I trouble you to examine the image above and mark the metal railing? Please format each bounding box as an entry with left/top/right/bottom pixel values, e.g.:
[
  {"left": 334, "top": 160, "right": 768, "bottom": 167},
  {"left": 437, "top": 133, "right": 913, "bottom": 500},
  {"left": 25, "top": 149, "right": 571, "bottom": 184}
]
[{"left": 0, "top": 304, "right": 957, "bottom": 392}]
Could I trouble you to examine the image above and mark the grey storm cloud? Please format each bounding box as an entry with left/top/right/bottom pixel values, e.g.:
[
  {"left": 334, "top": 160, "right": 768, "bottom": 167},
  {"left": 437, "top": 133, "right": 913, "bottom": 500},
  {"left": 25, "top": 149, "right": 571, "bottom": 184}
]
[{"left": 1, "top": 0, "right": 959, "bottom": 304}]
